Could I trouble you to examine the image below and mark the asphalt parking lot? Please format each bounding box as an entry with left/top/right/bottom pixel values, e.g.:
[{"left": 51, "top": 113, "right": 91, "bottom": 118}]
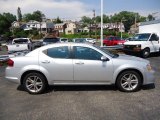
[{"left": 0, "top": 51, "right": 160, "bottom": 120}]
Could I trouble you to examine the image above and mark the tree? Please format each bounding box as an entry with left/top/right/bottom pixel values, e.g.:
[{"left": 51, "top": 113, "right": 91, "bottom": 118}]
[
  {"left": 23, "top": 10, "right": 45, "bottom": 22},
  {"left": 17, "top": 7, "right": 22, "bottom": 22},
  {"left": 55, "top": 17, "right": 63, "bottom": 23},
  {"left": 32, "top": 10, "right": 45, "bottom": 22},
  {"left": 147, "top": 14, "right": 155, "bottom": 21},
  {"left": 110, "top": 11, "right": 146, "bottom": 32},
  {"left": 95, "top": 15, "right": 110, "bottom": 23},
  {"left": 0, "top": 13, "right": 16, "bottom": 34}
]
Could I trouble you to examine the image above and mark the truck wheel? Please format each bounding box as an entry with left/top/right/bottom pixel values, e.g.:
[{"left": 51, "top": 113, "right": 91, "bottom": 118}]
[
  {"left": 103, "top": 44, "right": 107, "bottom": 46},
  {"left": 142, "top": 48, "right": 150, "bottom": 58}
]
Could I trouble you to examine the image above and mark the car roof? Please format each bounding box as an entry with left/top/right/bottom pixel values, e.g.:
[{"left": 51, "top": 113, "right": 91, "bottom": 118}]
[{"left": 26, "top": 42, "right": 94, "bottom": 56}]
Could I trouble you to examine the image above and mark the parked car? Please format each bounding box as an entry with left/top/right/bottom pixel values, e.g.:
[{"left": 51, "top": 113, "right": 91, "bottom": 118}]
[
  {"left": 6, "top": 38, "right": 34, "bottom": 52},
  {"left": 84, "top": 38, "right": 96, "bottom": 44},
  {"left": 73, "top": 38, "right": 87, "bottom": 43},
  {"left": 5, "top": 43, "right": 155, "bottom": 94},
  {"left": 42, "top": 37, "right": 60, "bottom": 46},
  {"left": 103, "top": 36, "right": 126, "bottom": 46},
  {"left": 60, "top": 38, "right": 68, "bottom": 43}
]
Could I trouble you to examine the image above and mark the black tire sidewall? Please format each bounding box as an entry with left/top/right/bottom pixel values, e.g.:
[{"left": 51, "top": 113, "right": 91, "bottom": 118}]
[
  {"left": 142, "top": 48, "right": 150, "bottom": 58},
  {"left": 23, "top": 73, "right": 47, "bottom": 94},
  {"left": 116, "top": 71, "right": 142, "bottom": 92}
]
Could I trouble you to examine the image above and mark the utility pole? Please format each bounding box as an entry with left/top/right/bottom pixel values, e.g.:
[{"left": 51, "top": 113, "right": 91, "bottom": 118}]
[
  {"left": 134, "top": 14, "right": 137, "bottom": 33},
  {"left": 93, "top": 9, "right": 97, "bottom": 39},
  {"left": 101, "top": 0, "right": 103, "bottom": 47}
]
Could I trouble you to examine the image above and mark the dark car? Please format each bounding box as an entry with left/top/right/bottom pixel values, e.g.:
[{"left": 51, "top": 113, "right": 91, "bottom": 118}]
[{"left": 42, "top": 37, "right": 60, "bottom": 46}]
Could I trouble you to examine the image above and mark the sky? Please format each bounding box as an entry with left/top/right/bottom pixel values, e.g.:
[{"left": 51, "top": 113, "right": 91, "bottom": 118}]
[{"left": 0, "top": 0, "right": 160, "bottom": 20}]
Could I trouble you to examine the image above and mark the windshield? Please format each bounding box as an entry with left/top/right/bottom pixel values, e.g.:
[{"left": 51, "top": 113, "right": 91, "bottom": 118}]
[
  {"left": 130, "top": 33, "right": 151, "bottom": 41},
  {"left": 43, "top": 38, "right": 60, "bottom": 43},
  {"left": 94, "top": 45, "right": 119, "bottom": 58}
]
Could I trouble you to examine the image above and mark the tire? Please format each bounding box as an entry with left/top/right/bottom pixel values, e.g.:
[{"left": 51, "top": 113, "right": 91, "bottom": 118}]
[
  {"left": 103, "top": 44, "right": 107, "bottom": 46},
  {"left": 23, "top": 73, "right": 47, "bottom": 94},
  {"left": 141, "top": 48, "right": 150, "bottom": 58},
  {"left": 116, "top": 71, "right": 142, "bottom": 92}
]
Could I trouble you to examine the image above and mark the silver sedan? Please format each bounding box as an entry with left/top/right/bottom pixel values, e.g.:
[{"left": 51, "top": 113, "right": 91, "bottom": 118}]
[{"left": 5, "top": 43, "right": 155, "bottom": 94}]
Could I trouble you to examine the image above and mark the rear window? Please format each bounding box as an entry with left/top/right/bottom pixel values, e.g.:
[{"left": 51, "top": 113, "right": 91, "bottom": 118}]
[
  {"left": 61, "top": 39, "right": 68, "bottom": 42},
  {"left": 14, "top": 39, "right": 29, "bottom": 44}
]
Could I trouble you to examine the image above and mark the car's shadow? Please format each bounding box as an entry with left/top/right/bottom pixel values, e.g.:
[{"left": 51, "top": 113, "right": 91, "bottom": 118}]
[
  {"left": 124, "top": 52, "right": 160, "bottom": 58},
  {"left": 142, "top": 84, "right": 155, "bottom": 90},
  {"left": 17, "top": 84, "right": 155, "bottom": 94}
]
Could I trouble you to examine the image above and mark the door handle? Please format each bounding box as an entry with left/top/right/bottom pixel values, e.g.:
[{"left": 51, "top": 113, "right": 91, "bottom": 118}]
[
  {"left": 41, "top": 60, "right": 50, "bottom": 63},
  {"left": 75, "top": 62, "right": 84, "bottom": 65}
]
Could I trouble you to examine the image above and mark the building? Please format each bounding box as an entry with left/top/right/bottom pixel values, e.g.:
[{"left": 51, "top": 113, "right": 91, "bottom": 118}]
[
  {"left": 65, "top": 22, "right": 78, "bottom": 34},
  {"left": 139, "top": 19, "right": 160, "bottom": 37},
  {"left": 23, "top": 20, "right": 54, "bottom": 34},
  {"left": 54, "top": 23, "right": 67, "bottom": 34},
  {"left": 11, "top": 21, "right": 21, "bottom": 28},
  {"left": 129, "top": 23, "right": 140, "bottom": 34},
  {"left": 97, "top": 22, "right": 125, "bottom": 32}
]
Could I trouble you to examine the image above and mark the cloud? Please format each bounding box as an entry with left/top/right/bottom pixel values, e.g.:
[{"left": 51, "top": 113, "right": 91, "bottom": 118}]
[{"left": 0, "top": 0, "right": 93, "bottom": 20}]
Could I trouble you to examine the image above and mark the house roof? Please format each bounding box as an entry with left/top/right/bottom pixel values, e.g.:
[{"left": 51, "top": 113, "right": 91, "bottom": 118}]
[
  {"left": 140, "top": 19, "right": 160, "bottom": 26},
  {"left": 55, "top": 23, "right": 66, "bottom": 26}
]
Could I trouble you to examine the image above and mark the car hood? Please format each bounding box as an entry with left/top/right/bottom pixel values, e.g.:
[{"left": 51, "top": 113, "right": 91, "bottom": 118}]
[
  {"left": 124, "top": 41, "right": 147, "bottom": 45},
  {"left": 117, "top": 54, "right": 149, "bottom": 63}
]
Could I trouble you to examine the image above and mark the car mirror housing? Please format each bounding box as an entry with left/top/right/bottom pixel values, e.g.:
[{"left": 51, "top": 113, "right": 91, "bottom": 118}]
[{"left": 101, "top": 56, "right": 109, "bottom": 62}]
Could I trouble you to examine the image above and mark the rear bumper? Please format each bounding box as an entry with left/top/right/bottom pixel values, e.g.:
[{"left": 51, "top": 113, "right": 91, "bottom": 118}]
[{"left": 5, "top": 67, "right": 21, "bottom": 84}]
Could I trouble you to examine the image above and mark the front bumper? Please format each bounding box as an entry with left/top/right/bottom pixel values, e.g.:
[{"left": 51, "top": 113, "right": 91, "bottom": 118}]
[
  {"left": 123, "top": 45, "right": 142, "bottom": 53},
  {"left": 143, "top": 70, "right": 155, "bottom": 85}
]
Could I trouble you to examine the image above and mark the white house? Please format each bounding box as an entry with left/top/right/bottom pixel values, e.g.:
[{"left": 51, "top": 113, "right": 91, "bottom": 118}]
[
  {"left": 24, "top": 20, "right": 54, "bottom": 33},
  {"left": 11, "top": 21, "right": 20, "bottom": 28},
  {"left": 65, "top": 22, "right": 77, "bottom": 34},
  {"left": 97, "top": 22, "right": 125, "bottom": 32}
]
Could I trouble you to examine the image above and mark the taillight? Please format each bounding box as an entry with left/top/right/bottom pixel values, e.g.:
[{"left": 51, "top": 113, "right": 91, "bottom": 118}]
[{"left": 7, "top": 59, "right": 14, "bottom": 67}]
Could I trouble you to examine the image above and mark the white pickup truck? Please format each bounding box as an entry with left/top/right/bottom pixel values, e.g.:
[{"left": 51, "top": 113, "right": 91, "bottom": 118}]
[
  {"left": 123, "top": 20, "right": 160, "bottom": 58},
  {"left": 6, "top": 38, "right": 33, "bottom": 52}
]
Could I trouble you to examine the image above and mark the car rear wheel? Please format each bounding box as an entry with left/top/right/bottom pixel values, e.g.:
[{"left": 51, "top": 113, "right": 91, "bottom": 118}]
[
  {"left": 23, "top": 73, "right": 47, "bottom": 94},
  {"left": 116, "top": 71, "right": 142, "bottom": 92}
]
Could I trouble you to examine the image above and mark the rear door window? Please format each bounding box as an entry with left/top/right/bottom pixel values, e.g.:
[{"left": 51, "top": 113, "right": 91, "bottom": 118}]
[{"left": 46, "top": 46, "right": 70, "bottom": 59}]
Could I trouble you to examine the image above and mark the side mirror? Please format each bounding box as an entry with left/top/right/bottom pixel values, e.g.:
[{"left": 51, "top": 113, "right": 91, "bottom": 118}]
[{"left": 101, "top": 56, "right": 109, "bottom": 62}]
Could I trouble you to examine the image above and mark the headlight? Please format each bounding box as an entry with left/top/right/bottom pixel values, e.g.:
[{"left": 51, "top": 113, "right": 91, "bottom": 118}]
[
  {"left": 118, "top": 43, "right": 123, "bottom": 45},
  {"left": 135, "top": 45, "right": 141, "bottom": 48},
  {"left": 146, "top": 64, "right": 152, "bottom": 71},
  {"left": 133, "top": 44, "right": 141, "bottom": 51}
]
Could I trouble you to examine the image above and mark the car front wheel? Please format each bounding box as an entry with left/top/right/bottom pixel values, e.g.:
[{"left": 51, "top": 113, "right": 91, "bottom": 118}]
[
  {"left": 116, "top": 71, "right": 142, "bottom": 92},
  {"left": 142, "top": 48, "right": 150, "bottom": 58},
  {"left": 23, "top": 73, "right": 47, "bottom": 94}
]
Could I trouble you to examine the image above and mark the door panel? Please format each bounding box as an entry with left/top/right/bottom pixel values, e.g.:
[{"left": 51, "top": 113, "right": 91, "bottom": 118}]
[
  {"left": 73, "top": 59, "right": 113, "bottom": 82},
  {"left": 150, "top": 34, "right": 159, "bottom": 52},
  {"left": 39, "top": 46, "right": 73, "bottom": 82},
  {"left": 73, "top": 46, "right": 113, "bottom": 83}
]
